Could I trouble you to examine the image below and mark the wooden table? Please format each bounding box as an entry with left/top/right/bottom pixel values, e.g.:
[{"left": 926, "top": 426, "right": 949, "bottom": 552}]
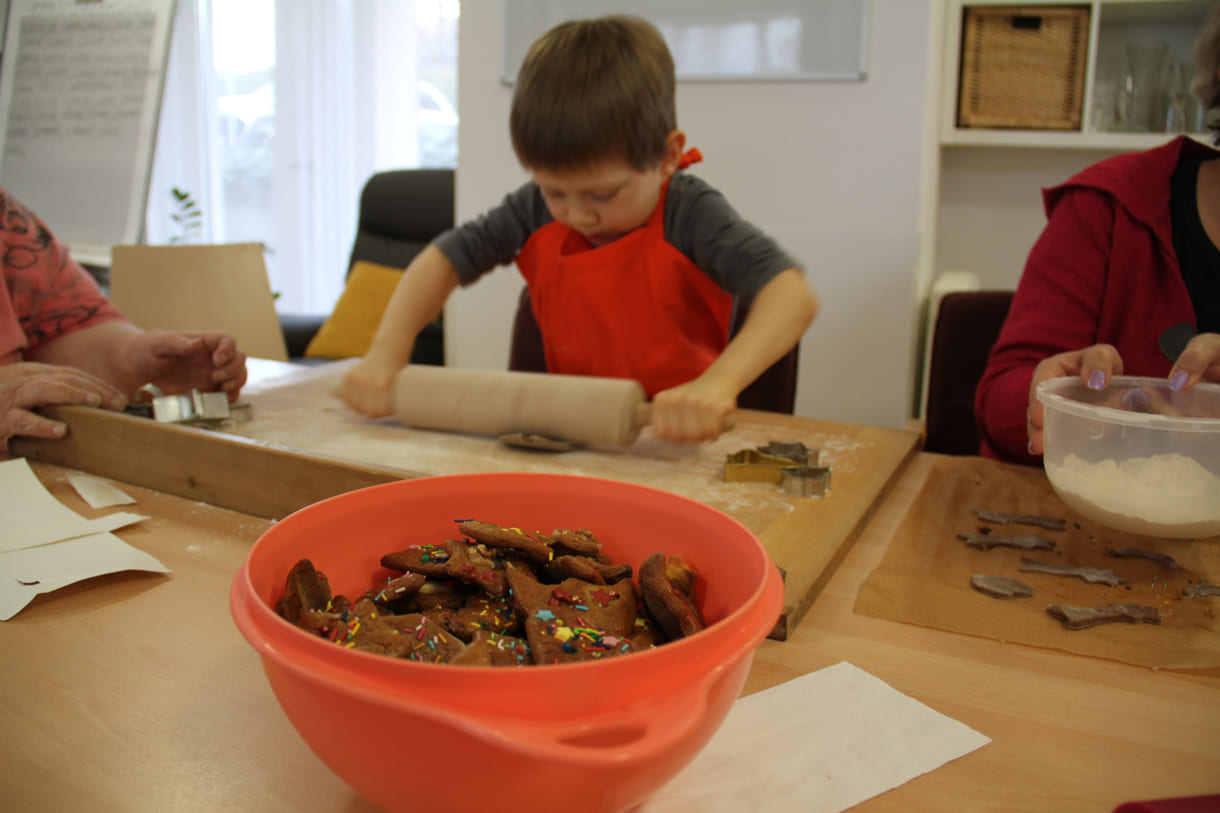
[{"left": 2, "top": 367, "right": 1218, "bottom": 811}]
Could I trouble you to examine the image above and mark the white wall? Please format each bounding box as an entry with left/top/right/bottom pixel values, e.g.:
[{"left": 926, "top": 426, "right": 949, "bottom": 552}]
[
  {"left": 934, "top": 147, "right": 1119, "bottom": 290},
  {"left": 444, "top": 1, "right": 936, "bottom": 429}
]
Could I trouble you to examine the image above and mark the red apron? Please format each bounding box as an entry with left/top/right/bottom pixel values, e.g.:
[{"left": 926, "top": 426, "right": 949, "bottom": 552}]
[{"left": 515, "top": 152, "right": 733, "bottom": 398}]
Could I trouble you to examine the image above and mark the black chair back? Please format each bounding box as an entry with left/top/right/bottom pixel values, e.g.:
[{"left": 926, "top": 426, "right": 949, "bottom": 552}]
[{"left": 923, "top": 289, "right": 1014, "bottom": 455}]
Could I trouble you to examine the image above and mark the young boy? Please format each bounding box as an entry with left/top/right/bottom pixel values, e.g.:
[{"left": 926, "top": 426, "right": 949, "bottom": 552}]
[{"left": 336, "top": 15, "right": 818, "bottom": 442}]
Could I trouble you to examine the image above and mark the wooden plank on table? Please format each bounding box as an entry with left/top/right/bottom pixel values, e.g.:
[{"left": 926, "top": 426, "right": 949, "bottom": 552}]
[
  {"left": 9, "top": 406, "right": 410, "bottom": 520},
  {"left": 233, "top": 367, "right": 924, "bottom": 640},
  {"left": 740, "top": 416, "right": 922, "bottom": 639}
]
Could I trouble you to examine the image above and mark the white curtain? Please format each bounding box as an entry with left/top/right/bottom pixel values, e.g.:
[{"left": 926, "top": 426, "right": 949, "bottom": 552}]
[{"left": 146, "top": 0, "right": 435, "bottom": 316}]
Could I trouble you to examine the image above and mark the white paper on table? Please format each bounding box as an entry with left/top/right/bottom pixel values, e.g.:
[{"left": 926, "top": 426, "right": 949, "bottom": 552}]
[
  {"left": 66, "top": 472, "right": 137, "bottom": 508},
  {"left": 638, "top": 661, "right": 991, "bottom": 813},
  {"left": 0, "top": 458, "right": 166, "bottom": 620},
  {"left": 0, "top": 458, "right": 145, "bottom": 552},
  {"left": 0, "top": 531, "right": 170, "bottom": 620}
]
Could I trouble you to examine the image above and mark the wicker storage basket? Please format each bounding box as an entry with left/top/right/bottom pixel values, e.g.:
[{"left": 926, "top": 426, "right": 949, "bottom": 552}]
[{"left": 958, "top": 5, "right": 1091, "bottom": 130}]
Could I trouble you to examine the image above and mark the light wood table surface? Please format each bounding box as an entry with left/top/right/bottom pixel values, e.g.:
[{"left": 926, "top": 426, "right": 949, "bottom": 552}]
[{"left": 2, "top": 397, "right": 1217, "bottom": 810}]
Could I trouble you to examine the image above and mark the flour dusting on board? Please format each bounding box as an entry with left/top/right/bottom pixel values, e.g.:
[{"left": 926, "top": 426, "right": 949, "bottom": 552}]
[{"left": 230, "top": 365, "right": 876, "bottom": 536}]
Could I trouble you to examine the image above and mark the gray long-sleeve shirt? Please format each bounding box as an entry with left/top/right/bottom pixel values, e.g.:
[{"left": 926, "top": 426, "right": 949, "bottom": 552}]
[{"left": 434, "top": 172, "right": 800, "bottom": 297}]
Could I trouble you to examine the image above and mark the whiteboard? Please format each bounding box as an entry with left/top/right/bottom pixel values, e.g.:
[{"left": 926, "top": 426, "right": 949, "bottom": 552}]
[
  {"left": 501, "top": 0, "right": 870, "bottom": 84},
  {"left": 0, "top": 0, "right": 175, "bottom": 266}
]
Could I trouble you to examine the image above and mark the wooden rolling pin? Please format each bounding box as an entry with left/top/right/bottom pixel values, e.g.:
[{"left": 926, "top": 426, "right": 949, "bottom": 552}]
[{"left": 391, "top": 366, "right": 674, "bottom": 447}]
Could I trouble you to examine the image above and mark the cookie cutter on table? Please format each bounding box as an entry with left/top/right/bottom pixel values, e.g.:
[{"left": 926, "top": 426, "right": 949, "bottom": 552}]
[
  {"left": 124, "top": 385, "right": 251, "bottom": 427},
  {"left": 723, "top": 449, "right": 797, "bottom": 485},
  {"left": 755, "top": 441, "right": 819, "bottom": 467},
  {"left": 780, "top": 465, "right": 832, "bottom": 497},
  {"left": 724, "top": 442, "right": 831, "bottom": 497}
]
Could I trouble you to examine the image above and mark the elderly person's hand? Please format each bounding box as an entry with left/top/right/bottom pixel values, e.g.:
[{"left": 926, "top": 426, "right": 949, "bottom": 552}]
[
  {"left": 128, "top": 330, "right": 248, "bottom": 402},
  {"left": 0, "top": 362, "right": 127, "bottom": 450}
]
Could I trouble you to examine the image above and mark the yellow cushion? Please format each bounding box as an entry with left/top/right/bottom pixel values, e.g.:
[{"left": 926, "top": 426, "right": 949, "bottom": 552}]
[{"left": 304, "top": 260, "right": 402, "bottom": 359}]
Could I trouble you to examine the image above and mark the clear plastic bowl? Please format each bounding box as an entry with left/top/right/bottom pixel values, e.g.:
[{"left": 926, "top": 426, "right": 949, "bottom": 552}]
[{"left": 1036, "top": 376, "right": 1220, "bottom": 538}]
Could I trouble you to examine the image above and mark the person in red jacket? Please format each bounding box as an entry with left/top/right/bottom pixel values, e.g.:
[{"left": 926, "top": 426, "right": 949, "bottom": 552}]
[
  {"left": 976, "top": 8, "right": 1220, "bottom": 464},
  {"left": 1, "top": 185, "right": 247, "bottom": 450}
]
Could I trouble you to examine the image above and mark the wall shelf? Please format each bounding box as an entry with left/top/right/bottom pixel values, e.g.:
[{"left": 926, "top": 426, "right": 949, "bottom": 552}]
[{"left": 941, "top": 0, "right": 1214, "bottom": 151}]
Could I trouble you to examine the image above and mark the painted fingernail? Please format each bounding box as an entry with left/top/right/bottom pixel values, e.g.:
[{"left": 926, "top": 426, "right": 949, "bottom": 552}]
[
  {"left": 1087, "top": 370, "right": 1105, "bottom": 390},
  {"left": 1122, "top": 389, "right": 1151, "bottom": 410},
  {"left": 1027, "top": 438, "right": 1035, "bottom": 455},
  {"left": 1169, "top": 370, "right": 1188, "bottom": 392}
]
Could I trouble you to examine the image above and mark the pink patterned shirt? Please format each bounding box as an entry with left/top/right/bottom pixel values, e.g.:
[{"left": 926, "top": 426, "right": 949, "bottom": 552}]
[{"left": 0, "top": 186, "right": 124, "bottom": 364}]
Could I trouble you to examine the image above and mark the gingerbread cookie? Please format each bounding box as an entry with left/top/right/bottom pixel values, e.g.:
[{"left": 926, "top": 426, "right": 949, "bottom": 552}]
[
  {"left": 459, "top": 520, "right": 554, "bottom": 563},
  {"left": 542, "top": 554, "right": 632, "bottom": 585},
  {"left": 445, "top": 592, "right": 521, "bottom": 640},
  {"left": 639, "top": 552, "right": 704, "bottom": 641},
  {"left": 449, "top": 630, "right": 533, "bottom": 667},
  {"left": 275, "top": 558, "right": 332, "bottom": 624},
  {"left": 382, "top": 538, "right": 509, "bottom": 596},
  {"left": 506, "top": 566, "right": 639, "bottom": 665}
]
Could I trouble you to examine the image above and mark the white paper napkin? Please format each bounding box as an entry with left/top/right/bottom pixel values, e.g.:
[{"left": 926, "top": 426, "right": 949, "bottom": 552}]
[
  {"left": 638, "top": 661, "right": 990, "bottom": 813},
  {"left": 0, "top": 458, "right": 166, "bottom": 620},
  {"left": 1, "top": 458, "right": 145, "bottom": 552}
]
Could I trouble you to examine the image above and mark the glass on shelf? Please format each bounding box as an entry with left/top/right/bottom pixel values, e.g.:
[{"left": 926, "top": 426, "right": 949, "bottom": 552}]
[{"left": 1116, "top": 41, "right": 1169, "bottom": 132}]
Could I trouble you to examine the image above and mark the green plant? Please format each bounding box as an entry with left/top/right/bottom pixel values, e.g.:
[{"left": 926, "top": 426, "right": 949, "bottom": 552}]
[{"left": 169, "top": 187, "right": 203, "bottom": 243}]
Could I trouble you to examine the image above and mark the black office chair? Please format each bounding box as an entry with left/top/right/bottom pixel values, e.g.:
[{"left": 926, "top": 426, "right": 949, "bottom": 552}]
[
  {"left": 280, "top": 168, "right": 454, "bottom": 363},
  {"left": 508, "top": 286, "right": 800, "bottom": 414},
  {"left": 922, "top": 289, "right": 1014, "bottom": 455}
]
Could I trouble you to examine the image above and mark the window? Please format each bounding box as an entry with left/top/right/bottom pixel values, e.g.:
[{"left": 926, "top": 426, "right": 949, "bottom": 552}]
[{"left": 146, "top": 0, "right": 458, "bottom": 316}]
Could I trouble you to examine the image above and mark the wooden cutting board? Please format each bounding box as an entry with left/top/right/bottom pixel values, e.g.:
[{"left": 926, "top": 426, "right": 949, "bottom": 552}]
[
  {"left": 229, "top": 362, "right": 921, "bottom": 637},
  {"left": 13, "top": 361, "right": 921, "bottom": 638}
]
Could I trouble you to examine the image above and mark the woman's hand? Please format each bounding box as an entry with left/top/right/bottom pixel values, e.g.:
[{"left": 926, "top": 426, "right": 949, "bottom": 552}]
[
  {"left": 128, "top": 330, "right": 248, "bottom": 401},
  {"left": 1026, "top": 343, "right": 1123, "bottom": 456},
  {"left": 0, "top": 362, "right": 126, "bottom": 449},
  {"left": 1168, "top": 332, "right": 1220, "bottom": 390}
]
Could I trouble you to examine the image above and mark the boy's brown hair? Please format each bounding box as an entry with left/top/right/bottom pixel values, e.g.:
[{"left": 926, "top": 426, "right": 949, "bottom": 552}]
[{"left": 510, "top": 16, "right": 676, "bottom": 172}]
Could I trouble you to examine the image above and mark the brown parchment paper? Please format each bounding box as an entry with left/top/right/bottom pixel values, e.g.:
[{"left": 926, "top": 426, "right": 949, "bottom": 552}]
[{"left": 855, "top": 456, "right": 1220, "bottom": 674}]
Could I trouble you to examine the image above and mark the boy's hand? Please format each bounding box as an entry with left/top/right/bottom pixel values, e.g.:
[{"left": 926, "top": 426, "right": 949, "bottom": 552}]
[
  {"left": 650, "top": 378, "right": 737, "bottom": 443},
  {"left": 335, "top": 356, "right": 402, "bottom": 418}
]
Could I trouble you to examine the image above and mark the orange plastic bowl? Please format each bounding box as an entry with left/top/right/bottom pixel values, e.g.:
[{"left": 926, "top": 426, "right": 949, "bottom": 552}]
[{"left": 230, "top": 473, "right": 783, "bottom": 813}]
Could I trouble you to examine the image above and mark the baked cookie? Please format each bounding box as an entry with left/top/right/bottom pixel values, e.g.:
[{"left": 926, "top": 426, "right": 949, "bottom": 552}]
[
  {"left": 639, "top": 552, "right": 704, "bottom": 641},
  {"left": 549, "top": 528, "right": 604, "bottom": 560},
  {"left": 449, "top": 630, "right": 533, "bottom": 667},
  {"left": 459, "top": 520, "right": 554, "bottom": 563},
  {"left": 445, "top": 592, "right": 521, "bottom": 640},
  {"left": 506, "top": 566, "right": 638, "bottom": 665},
  {"left": 542, "top": 555, "right": 632, "bottom": 585},
  {"left": 382, "top": 538, "right": 509, "bottom": 596},
  {"left": 275, "top": 558, "right": 332, "bottom": 624}
]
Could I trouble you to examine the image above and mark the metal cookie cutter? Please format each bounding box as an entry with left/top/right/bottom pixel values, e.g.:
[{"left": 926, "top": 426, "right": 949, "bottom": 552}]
[
  {"left": 724, "top": 449, "right": 798, "bottom": 485},
  {"left": 755, "top": 441, "right": 819, "bottom": 467},
  {"left": 127, "top": 385, "right": 250, "bottom": 426},
  {"left": 780, "top": 466, "right": 832, "bottom": 497},
  {"left": 725, "top": 440, "right": 831, "bottom": 497}
]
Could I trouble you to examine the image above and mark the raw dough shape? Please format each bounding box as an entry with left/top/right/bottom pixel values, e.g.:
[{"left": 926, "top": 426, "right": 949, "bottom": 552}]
[
  {"left": 957, "top": 533, "right": 1056, "bottom": 551},
  {"left": 1183, "top": 583, "right": 1220, "bottom": 599},
  {"left": 973, "top": 508, "right": 1066, "bottom": 531},
  {"left": 1019, "top": 558, "right": 1126, "bottom": 587},
  {"left": 1107, "top": 547, "right": 1177, "bottom": 570},
  {"left": 1046, "top": 603, "right": 1160, "bottom": 630},
  {"left": 970, "top": 574, "right": 1034, "bottom": 599}
]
